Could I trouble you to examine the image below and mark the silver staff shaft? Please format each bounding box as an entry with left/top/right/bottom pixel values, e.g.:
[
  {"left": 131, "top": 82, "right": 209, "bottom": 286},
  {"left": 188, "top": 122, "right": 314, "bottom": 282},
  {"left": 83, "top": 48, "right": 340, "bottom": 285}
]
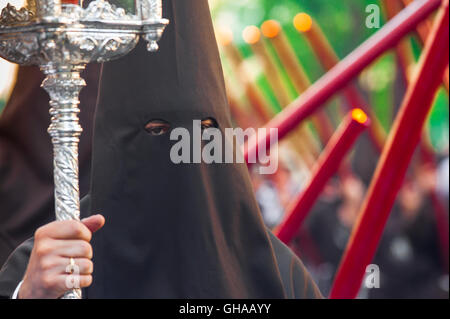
[{"left": 42, "top": 65, "right": 86, "bottom": 299}]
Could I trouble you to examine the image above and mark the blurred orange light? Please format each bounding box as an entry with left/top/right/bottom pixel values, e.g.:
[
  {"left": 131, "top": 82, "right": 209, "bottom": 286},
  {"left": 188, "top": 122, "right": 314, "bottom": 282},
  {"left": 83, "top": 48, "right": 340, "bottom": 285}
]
[
  {"left": 242, "top": 26, "right": 261, "bottom": 44},
  {"left": 351, "top": 108, "right": 369, "bottom": 124},
  {"left": 293, "top": 13, "right": 313, "bottom": 32},
  {"left": 261, "top": 20, "right": 281, "bottom": 38},
  {"left": 216, "top": 26, "right": 234, "bottom": 46}
]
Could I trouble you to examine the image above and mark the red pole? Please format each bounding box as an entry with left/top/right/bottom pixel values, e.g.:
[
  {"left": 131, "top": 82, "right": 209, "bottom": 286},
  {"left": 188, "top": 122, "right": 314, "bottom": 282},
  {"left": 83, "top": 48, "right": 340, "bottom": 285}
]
[
  {"left": 383, "top": 2, "right": 447, "bottom": 271},
  {"left": 402, "top": 0, "right": 450, "bottom": 92},
  {"left": 275, "top": 109, "right": 370, "bottom": 244},
  {"left": 243, "top": 0, "right": 441, "bottom": 163},
  {"left": 340, "top": 87, "right": 385, "bottom": 153},
  {"left": 329, "top": 0, "right": 449, "bottom": 299},
  {"left": 294, "top": 13, "right": 386, "bottom": 152}
]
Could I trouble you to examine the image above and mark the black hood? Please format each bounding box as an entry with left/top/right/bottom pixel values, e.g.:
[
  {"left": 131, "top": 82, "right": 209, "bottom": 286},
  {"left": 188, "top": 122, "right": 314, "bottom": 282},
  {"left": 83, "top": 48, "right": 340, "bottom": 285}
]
[{"left": 84, "top": 0, "right": 320, "bottom": 298}]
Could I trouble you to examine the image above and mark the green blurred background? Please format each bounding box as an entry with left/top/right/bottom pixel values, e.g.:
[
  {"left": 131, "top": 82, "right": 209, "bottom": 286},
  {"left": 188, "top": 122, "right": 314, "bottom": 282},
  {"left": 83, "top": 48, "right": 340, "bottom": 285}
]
[{"left": 209, "top": 0, "right": 449, "bottom": 152}]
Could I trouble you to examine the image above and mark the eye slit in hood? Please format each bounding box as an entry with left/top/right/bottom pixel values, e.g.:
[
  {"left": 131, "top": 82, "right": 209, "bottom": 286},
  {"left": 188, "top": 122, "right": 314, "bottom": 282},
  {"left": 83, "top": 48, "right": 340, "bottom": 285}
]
[
  {"left": 144, "top": 119, "right": 172, "bottom": 136},
  {"left": 201, "top": 117, "right": 219, "bottom": 131}
]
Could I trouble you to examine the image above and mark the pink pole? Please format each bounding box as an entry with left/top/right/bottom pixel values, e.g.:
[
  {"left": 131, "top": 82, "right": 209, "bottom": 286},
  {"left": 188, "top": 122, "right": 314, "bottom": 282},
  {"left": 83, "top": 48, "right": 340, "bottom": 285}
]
[
  {"left": 329, "top": 0, "right": 449, "bottom": 299},
  {"left": 275, "top": 110, "right": 370, "bottom": 244},
  {"left": 243, "top": 0, "right": 442, "bottom": 163}
]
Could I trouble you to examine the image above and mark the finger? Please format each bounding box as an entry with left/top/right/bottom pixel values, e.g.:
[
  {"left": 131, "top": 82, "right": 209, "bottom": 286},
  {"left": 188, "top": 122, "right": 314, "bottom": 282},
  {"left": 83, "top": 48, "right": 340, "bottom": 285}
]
[
  {"left": 36, "top": 220, "right": 92, "bottom": 241},
  {"left": 81, "top": 215, "right": 105, "bottom": 234},
  {"left": 43, "top": 257, "right": 94, "bottom": 275},
  {"left": 52, "top": 274, "right": 93, "bottom": 294},
  {"left": 43, "top": 239, "right": 93, "bottom": 259},
  {"left": 67, "top": 258, "right": 93, "bottom": 276}
]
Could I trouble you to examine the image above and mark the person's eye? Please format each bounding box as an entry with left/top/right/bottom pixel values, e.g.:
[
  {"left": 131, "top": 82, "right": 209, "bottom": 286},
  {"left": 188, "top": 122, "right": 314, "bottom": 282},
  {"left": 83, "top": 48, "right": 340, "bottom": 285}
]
[
  {"left": 201, "top": 118, "right": 218, "bottom": 131},
  {"left": 145, "top": 120, "right": 171, "bottom": 136},
  {"left": 149, "top": 127, "right": 168, "bottom": 136}
]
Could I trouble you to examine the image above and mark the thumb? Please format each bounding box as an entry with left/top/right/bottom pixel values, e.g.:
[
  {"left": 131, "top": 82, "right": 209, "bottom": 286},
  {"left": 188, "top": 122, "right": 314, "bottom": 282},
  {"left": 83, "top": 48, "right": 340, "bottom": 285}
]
[{"left": 81, "top": 214, "right": 105, "bottom": 234}]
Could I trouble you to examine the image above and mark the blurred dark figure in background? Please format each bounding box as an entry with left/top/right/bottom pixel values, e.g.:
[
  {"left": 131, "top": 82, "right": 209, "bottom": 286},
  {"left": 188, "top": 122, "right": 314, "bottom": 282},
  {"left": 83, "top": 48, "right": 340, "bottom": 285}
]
[
  {"left": 298, "top": 139, "right": 449, "bottom": 298},
  {"left": 367, "top": 160, "right": 449, "bottom": 299},
  {"left": 303, "top": 175, "right": 365, "bottom": 296},
  {"left": 0, "top": 65, "right": 100, "bottom": 267}
]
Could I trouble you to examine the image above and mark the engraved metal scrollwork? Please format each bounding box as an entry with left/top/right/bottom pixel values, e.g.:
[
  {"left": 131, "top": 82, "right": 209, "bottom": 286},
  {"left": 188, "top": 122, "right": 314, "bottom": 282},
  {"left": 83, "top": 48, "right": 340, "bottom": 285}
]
[
  {"left": 140, "top": 0, "right": 162, "bottom": 20},
  {"left": 42, "top": 67, "right": 86, "bottom": 222},
  {"left": 0, "top": 4, "right": 33, "bottom": 26},
  {"left": 36, "top": 0, "right": 61, "bottom": 18},
  {"left": 42, "top": 65, "right": 86, "bottom": 301},
  {"left": 82, "top": 0, "right": 135, "bottom": 21}
]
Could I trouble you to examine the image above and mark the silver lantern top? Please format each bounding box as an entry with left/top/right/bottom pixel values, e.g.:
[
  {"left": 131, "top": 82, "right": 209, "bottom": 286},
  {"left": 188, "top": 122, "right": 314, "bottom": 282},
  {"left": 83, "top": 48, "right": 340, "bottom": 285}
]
[{"left": 0, "top": 0, "right": 169, "bottom": 68}]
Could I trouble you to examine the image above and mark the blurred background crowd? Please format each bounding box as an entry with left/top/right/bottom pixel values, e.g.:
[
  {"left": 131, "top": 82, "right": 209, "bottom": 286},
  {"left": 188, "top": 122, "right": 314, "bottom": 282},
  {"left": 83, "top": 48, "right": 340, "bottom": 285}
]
[{"left": 0, "top": 0, "right": 449, "bottom": 298}]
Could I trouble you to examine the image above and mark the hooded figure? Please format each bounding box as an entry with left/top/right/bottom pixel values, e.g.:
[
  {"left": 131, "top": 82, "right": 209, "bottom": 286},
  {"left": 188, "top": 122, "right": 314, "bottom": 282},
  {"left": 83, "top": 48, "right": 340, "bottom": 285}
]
[
  {"left": 0, "top": 64, "right": 100, "bottom": 267},
  {"left": 0, "top": 0, "right": 321, "bottom": 298}
]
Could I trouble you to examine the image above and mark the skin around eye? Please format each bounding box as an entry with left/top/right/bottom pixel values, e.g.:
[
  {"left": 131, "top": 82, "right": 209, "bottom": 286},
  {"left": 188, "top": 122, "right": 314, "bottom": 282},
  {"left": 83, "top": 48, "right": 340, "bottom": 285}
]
[
  {"left": 145, "top": 120, "right": 171, "bottom": 136},
  {"left": 201, "top": 118, "right": 218, "bottom": 130}
]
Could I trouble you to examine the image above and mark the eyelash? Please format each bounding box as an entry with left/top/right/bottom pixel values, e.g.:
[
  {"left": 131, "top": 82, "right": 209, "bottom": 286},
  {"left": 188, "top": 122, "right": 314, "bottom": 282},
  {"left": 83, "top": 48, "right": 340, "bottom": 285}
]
[{"left": 149, "top": 127, "right": 169, "bottom": 136}]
